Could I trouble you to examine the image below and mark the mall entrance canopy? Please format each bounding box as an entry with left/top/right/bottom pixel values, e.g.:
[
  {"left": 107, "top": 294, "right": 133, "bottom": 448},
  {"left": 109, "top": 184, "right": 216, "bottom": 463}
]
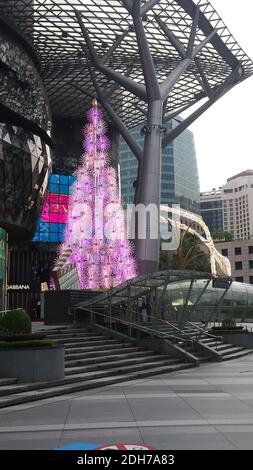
[
  {"left": 75, "top": 270, "right": 253, "bottom": 328},
  {"left": 1, "top": 1, "right": 253, "bottom": 273}
]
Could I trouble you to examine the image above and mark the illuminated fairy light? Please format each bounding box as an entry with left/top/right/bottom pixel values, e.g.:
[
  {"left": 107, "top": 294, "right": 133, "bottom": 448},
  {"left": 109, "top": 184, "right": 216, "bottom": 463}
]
[
  {"left": 56, "top": 102, "right": 137, "bottom": 289},
  {"left": 160, "top": 205, "right": 231, "bottom": 278}
]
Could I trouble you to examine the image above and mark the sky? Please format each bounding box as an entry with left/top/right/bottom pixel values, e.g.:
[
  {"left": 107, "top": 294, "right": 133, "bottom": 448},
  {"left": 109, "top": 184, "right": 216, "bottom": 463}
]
[{"left": 187, "top": 0, "right": 253, "bottom": 192}]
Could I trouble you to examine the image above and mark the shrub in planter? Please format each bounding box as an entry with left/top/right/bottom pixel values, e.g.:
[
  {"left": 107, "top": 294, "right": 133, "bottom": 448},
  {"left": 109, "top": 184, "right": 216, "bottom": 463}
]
[
  {"left": 0, "top": 332, "right": 46, "bottom": 341},
  {"left": 209, "top": 326, "right": 246, "bottom": 333},
  {"left": 0, "top": 309, "right": 31, "bottom": 335},
  {"left": 0, "top": 339, "right": 54, "bottom": 348}
]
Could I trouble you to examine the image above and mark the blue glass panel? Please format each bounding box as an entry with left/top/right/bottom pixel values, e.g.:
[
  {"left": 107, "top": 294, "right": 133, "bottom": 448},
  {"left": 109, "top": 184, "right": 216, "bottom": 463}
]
[
  {"left": 60, "top": 175, "right": 69, "bottom": 185},
  {"left": 59, "top": 184, "right": 69, "bottom": 195},
  {"left": 49, "top": 183, "right": 59, "bottom": 194},
  {"left": 32, "top": 233, "right": 39, "bottom": 241},
  {"left": 69, "top": 176, "right": 76, "bottom": 185},
  {"left": 50, "top": 174, "right": 60, "bottom": 184},
  {"left": 58, "top": 223, "right": 66, "bottom": 233},
  {"left": 40, "top": 232, "right": 50, "bottom": 241},
  {"left": 49, "top": 233, "right": 60, "bottom": 242},
  {"left": 50, "top": 223, "right": 59, "bottom": 233}
]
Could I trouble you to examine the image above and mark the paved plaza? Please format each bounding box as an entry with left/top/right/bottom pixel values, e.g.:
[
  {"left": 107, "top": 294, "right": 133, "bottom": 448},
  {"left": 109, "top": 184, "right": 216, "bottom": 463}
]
[{"left": 1, "top": 355, "right": 253, "bottom": 450}]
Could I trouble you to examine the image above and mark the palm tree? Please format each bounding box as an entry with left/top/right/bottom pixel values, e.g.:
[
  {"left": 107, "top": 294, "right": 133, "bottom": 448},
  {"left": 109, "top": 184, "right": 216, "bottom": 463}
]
[{"left": 160, "top": 224, "right": 211, "bottom": 272}]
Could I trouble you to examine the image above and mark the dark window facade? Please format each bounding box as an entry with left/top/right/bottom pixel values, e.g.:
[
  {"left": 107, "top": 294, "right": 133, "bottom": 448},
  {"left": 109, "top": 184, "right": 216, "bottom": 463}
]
[
  {"left": 235, "top": 247, "right": 242, "bottom": 255},
  {"left": 249, "top": 260, "right": 253, "bottom": 269},
  {"left": 235, "top": 261, "right": 243, "bottom": 270},
  {"left": 235, "top": 276, "right": 244, "bottom": 283},
  {"left": 200, "top": 198, "right": 223, "bottom": 232},
  {"left": 222, "top": 248, "right": 228, "bottom": 256},
  {"left": 249, "top": 246, "right": 253, "bottom": 254}
]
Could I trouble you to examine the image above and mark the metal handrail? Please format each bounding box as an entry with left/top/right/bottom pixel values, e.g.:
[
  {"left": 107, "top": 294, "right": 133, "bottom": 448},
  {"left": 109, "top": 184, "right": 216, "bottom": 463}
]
[
  {"left": 123, "top": 305, "right": 193, "bottom": 338},
  {"left": 186, "top": 321, "right": 224, "bottom": 351},
  {"left": 187, "top": 320, "right": 224, "bottom": 341},
  {"left": 79, "top": 306, "right": 194, "bottom": 351}
]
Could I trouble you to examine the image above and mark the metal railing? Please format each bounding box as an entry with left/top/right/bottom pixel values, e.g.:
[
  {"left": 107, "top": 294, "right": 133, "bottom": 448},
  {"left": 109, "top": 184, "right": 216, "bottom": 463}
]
[
  {"left": 78, "top": 305, "right": 195, "bottom": 362},
  {"left": 186, "top": 320, "right": 224, "bottom": 350}
]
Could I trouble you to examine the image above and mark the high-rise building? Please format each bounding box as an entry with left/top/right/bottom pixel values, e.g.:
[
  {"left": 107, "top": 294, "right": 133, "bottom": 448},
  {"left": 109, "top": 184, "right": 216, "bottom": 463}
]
[
  {"left": 120, "top": 120, "right": 200, "bottom": 213},
  {"left": 200, "top": 189, "right": 223, "bottom": 233},
  {"left": 201, "top": 171, "right": 253, "bottom": 284},
  {"left": 222, "top": 170, "right": 253, "bottom": 240},
  {"left": 215, "top": 239, "right": 253, "bottom": 284}
]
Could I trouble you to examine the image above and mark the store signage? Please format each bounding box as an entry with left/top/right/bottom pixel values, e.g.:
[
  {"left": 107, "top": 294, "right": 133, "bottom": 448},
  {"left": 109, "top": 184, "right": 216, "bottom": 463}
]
[
  {"left": 41, "top": 193, "right": 69, "bottom": 223},
  {"left": 7, "top": 285, "right": 30, "bottom": 290},
  {"left": 212, "top": 278, "right": 231, "bottom": 289}
]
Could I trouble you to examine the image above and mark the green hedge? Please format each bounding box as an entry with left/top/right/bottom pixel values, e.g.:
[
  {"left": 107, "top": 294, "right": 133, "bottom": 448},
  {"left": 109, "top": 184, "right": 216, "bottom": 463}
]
[
  {"left": 0, "top": 309, "right": 31, "bottom": 335},
  {"left": 0, "top": 339, "right": 54, "bottom": 348},
  {"left": 208, "top": 329, "right": 247, "bottom": 334}
]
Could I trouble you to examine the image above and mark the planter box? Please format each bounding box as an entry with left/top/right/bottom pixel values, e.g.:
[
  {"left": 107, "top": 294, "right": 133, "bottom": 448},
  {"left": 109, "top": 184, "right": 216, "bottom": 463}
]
[
  {"left": 212, "top": 332, "right": 253, "bottom": 349},
  {"left": 0, "top": 345, "right": 64, "bottom": 383}
]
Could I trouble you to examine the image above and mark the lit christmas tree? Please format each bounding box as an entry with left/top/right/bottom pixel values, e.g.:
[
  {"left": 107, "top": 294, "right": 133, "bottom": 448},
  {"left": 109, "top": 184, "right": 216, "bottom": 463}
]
[{"left": 57, "top": 100, "right": 137, "bottom": 289}]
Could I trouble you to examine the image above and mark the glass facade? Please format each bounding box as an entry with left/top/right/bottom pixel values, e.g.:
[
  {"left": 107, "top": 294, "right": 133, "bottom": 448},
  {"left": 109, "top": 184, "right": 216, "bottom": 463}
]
[
  {"left": 0, "top": 25, "right": 52, "bottom": 242},
  {"left": 0, "top": 227, "right": 7, "bottom": 313},
  {"left": 33, "top": 174, "right": 76, "bottom": 243},
  {"left": 79, "top": 270, "right": 253, "bottom": 323},
  {"left": 200, "top": 199, "right": 223, "bottom": 232},
  {"left": 120, "top": 120, "right": 200, "bottom": 213},
  {"left": 164, "top": 279, "right": 253, "bottom": 321},
  {"left": 0, "top": 123, "right": 51, "bottom": 240}
]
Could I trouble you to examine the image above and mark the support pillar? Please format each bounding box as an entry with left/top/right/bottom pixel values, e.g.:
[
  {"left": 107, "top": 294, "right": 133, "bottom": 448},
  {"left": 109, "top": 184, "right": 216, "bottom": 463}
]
[{"left": 135, "top": 100, "right": 163, "bottom": 274}]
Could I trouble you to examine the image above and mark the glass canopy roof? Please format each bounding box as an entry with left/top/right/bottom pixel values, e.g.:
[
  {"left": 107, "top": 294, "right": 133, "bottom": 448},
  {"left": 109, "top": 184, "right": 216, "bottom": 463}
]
[
  {"left": 1, "top": 0, "right": 253, "bottom": 127},
  {"left": 75, "top": 270, "right": 253, "bottom": 323}
]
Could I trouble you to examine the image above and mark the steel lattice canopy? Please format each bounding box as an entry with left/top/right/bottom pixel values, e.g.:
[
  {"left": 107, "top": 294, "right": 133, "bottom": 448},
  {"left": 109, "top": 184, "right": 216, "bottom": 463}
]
[{"left": 1, "top": 0, "right": 253, "bottom": 127}]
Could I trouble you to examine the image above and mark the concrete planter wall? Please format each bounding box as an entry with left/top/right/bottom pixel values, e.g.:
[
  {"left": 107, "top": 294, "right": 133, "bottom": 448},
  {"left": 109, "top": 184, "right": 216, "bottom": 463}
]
[
  {"left": 0, "top": 345, "right": 64, "bottom": 383},
  {"left": 212, "top": 332, "right": 253, "bottom": 349}
]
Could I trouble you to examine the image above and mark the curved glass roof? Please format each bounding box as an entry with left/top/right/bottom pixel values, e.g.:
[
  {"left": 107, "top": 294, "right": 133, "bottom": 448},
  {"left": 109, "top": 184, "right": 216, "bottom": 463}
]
[
  {"left": 1, "top": 0, "right": 253, "bottom": 126},
  {"left": 76, "top": 269, "right": 253, "bottom": 323}
]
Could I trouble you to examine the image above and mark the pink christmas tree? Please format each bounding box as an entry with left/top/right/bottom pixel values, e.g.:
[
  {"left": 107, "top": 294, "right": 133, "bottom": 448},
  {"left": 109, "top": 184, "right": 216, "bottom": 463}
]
[{"left": 58, "top": 100, "right": 137, "bottom": 289}]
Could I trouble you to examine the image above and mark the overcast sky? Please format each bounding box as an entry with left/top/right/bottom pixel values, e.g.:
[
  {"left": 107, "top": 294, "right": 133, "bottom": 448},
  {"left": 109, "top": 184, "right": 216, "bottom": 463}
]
[{"left": 188, "top": 0, "right": 253, "bottom": 192}]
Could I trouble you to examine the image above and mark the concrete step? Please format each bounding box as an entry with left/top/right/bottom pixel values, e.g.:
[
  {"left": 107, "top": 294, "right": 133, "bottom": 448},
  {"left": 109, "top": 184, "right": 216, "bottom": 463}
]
[
  {"left": 215, "top": 343, "right": 245, "bottom": 352},
  {"left": 199, "top": 337, "right": 224, "bottom": 345},
  {"left": 0, "top": 357, "right": 184, "bottom": 398},
  {"left": 0, "top": 362, "right": 193, "bottom": 409},
  {"left": 65, "top": 349, "right": 154, "bottom": 366},
  {"left": 65, "top": 355, "right": 180, "bottom": 375},
  {"left": 52, "top": 335, "right": 108, "bottom": 344},
  {"left": 46, "top": 333, "right": 103, "bottom": 340},
  {"left": 221, "top": 349, "right": 253, "bottom": 361},
  {"left": 0, "top": 378, "right": 17, "bottom": 386},
  {"left": 62, "top": 339, "right": 124, "bottom": 348},
  {"left": 64, "top": 359, "right": 184, "bottom": 378},
  {"left": 219, "top": 346, "right": 247, "bottom": 356},
  {"left": 39, "top": 328, "right": 88, "bottom": 335},
  {"left": 64, "top": 343, "right": 134, "bottom": 354}
]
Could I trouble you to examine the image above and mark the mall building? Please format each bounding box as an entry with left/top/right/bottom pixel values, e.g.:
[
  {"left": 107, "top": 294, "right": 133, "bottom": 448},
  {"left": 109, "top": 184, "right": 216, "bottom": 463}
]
[{"left": 1, "top": 1, "right": 253, "bottom": 315}]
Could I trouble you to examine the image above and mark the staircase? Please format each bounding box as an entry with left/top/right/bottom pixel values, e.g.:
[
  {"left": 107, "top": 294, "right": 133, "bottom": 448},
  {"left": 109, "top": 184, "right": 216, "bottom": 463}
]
[
  {"left": 147, "top": 321, "right": 253, "bottom": 362},
  {"left": 198, "top": 335, "right": 253, "bottom": 361},
  {"left": 0, "top": 326, "right": 192, "bottom": 409}
]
